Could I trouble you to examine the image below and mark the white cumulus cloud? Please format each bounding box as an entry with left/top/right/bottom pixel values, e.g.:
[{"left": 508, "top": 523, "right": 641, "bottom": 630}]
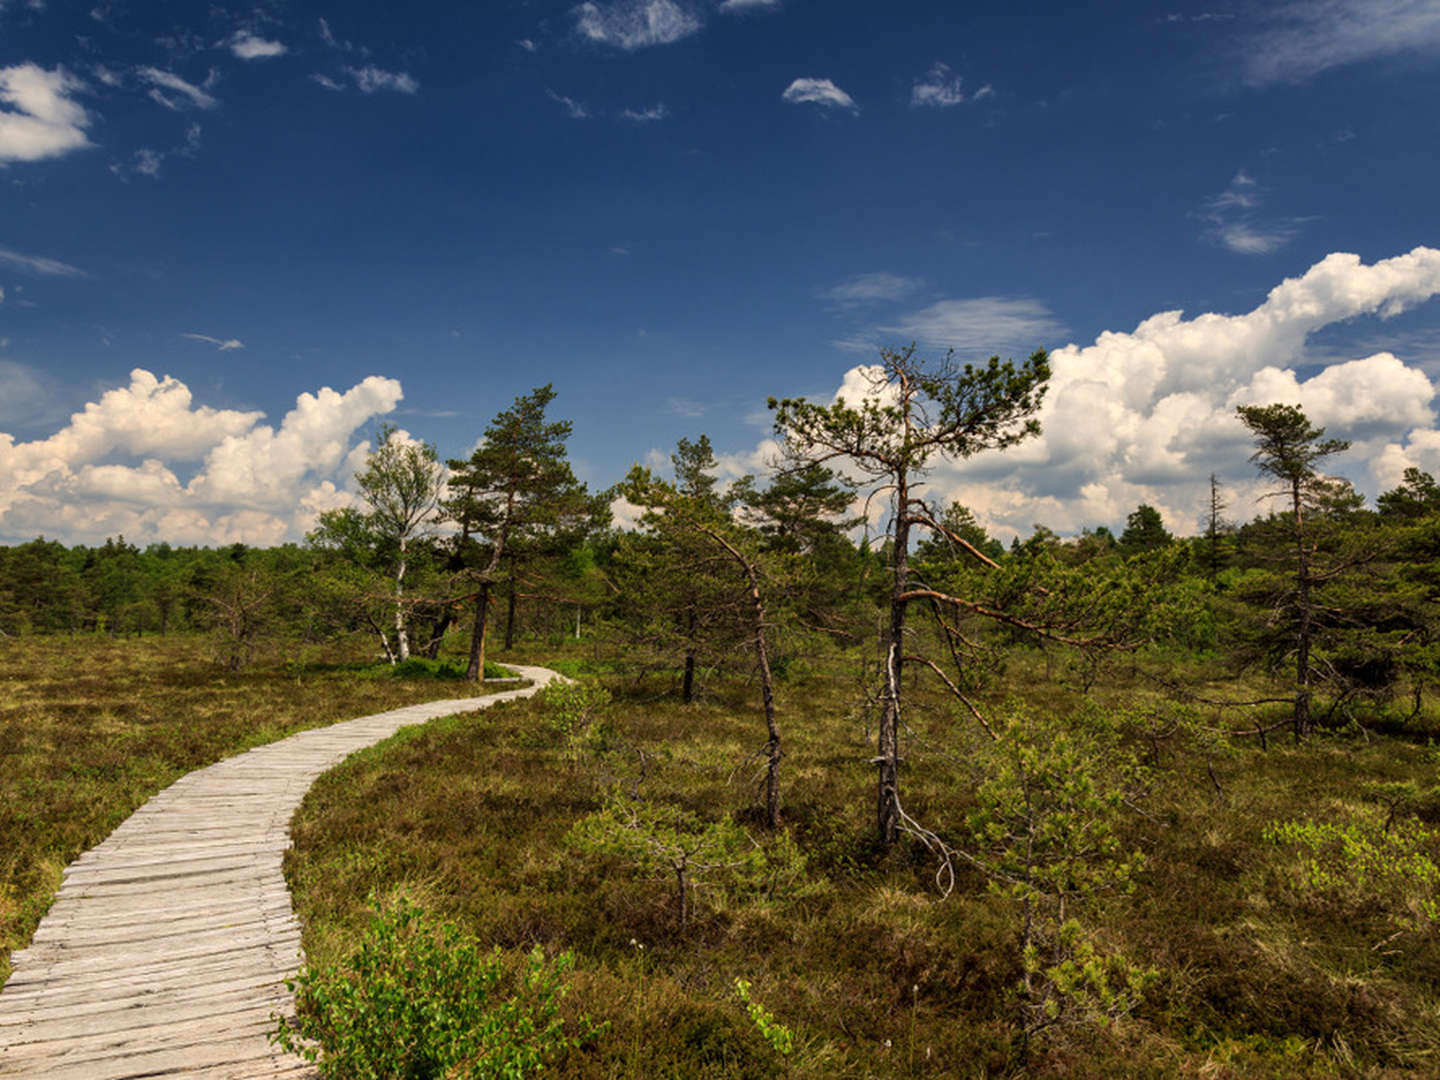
[
  {"left": 774, "top": 248, "right": 1440, "bottom": 543},
  {"left": 0, "top": 370, "right": 405, "bottom": 545},
  {"left": 230, "top": 31, "right": 287, "bottom": 60},
  {"left": 0, "top": 63, "right": 92, "bottom": 163}
]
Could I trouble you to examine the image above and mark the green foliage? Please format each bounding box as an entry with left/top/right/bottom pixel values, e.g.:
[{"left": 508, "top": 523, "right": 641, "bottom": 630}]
[
  {"left": 538, "top": 678, "right": 613, "bottom": 734},
  {"left": 271, "top": 896, "right": 599, "bottom": 1079},
  {"left": 1021, "top": 918, "right": 1155, "bottom": 1031},
  {"left": 964, "top": 706, "right": 1153, "bottom": 1041},
  {"left": 362, "top": 657, "right": 512, "bottom": 681},
  {"left": 1118, "top": 503, "right": 1171, "bottom": 554},
  {"left": 1235, "top": 403, "right": 1351, "bottom": 492},
  {"left": 567, "top": 794, "right": 809, "bottom": 932},
  {"left": 733, "top": 978, "right": 794, "bottom": 1056},
  {"left": 1378, "top": 467, "right": 1440, "bottom": 521},
  {"left": 1263, "top": 815, "right": 1440, "bottom": 930}
]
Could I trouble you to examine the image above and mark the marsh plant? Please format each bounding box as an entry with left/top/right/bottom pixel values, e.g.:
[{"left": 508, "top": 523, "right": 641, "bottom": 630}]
[{"left": 271, "top": 897, "right": 600, "bottom": 1079}]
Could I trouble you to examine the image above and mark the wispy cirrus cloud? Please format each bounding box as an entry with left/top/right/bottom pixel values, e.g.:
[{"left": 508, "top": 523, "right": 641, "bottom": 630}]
[
  {"left": 824, "top": 272, "right": 925, "bottom": 306},
  {"left": 547, "top": 88, "right": 589, "bottom": 118},
  {"left": 664, "top": 396, "right": 706, "bottom": 417},
  {"left": 0, "top": 244, "right": 84, "bottom": 276},
  {"left": 312, "top": 66, "right": 419, "bottom": 94},
  {"left": 138, "top": 67, "right": 218, "bottom": 111},
  {"left": 111, "top": 121, "right": 201, "bottom": 180},
  {"left": 1200, "top": 169, "right": 1301, "bottom": 255},
  {"left": 719, "top": 0, "right": 779, "bottom": 10},
  {"left": 621, "top": 102, "right": 669, "bottom": 122},
  {"left": 576, "top": 0, "right": 702, "bottom": 49},
  {"left": 182, "top": 332, "right": 244, "bottom": 351},
  {"left": 348, "top": 66, "right": 418, "bottom": 94},
  {"left": 781, "top": 77, "right": 857, "bottom": 111},
  {"left": 878, "top": 296, "right": 1067, "bottom": 356},
  {"left": 910, "top": 62, "right": 993, "bottom": 107},
  {"left": 1239, "top": 0, "right": 1440, "bottom": 85},
  {"left": 0, "top": 63, "right": 92, "bottom": 163}
]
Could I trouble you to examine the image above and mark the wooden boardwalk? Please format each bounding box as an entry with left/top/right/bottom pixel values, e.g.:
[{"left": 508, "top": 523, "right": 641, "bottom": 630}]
[{"left": 0, "top": 666, "right": 560, "bottom": 1079}]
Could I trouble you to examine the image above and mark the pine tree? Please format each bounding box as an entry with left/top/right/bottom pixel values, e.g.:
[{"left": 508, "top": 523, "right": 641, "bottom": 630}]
[
  {"left": 1235, "top": 403, "right": 1350, "bottom": 738},
  {"left": 771, "top": 344, "right": 1051, "bottom": 846},
  {"left": 443, "top": 386, "right": 593, "bottom": 681}
]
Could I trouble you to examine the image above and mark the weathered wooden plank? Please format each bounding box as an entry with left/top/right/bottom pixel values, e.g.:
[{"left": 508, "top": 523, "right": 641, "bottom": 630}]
[{"left": 0, "top": 667, "right": 556, "bottom": 1078}]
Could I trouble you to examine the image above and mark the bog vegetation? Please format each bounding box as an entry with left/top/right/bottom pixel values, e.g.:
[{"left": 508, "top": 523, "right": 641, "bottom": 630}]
[{"left": 6, "top": 352, "right": 1440, "bottom": 1075}]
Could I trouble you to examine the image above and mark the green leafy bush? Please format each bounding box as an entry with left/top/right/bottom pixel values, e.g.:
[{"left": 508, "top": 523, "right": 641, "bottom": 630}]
[
  {"left": 733, "top": 978, "right": 794, "bottom": 1056},
  {"left": 538, "top": 678, "right": 612, "bottom": 736},
  {"left": 270, "top": 897, "right": 600, "bottom": 1078},
  {"left": 1263, "top": 815, "right": 1440, "bottom": 928}
]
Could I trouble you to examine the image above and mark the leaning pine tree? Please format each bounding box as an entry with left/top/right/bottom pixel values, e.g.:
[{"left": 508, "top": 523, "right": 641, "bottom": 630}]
[{"left": 770, "top": 344, "right": 1050, "bottom": 847}]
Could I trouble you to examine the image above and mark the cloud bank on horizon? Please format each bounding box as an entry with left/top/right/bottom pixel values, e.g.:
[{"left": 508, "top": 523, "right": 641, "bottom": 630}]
[
  {"left": 0, "top": 371, "right": 402, "bottom": 546},
  {"left": 4, "top": 249, "right": 1440, "bottom": 548},
  {"left": 723, "top": 247, "right": 1440, "bottom": 544}
]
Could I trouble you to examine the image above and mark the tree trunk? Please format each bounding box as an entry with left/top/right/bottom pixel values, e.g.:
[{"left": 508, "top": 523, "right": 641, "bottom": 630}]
[
  {"left": 878, "top": 497, "right": 910, "bottom": 848},
  {"left": 752, "top": 585, "right": 781, "bottom": 830},
  {"left": 504, "top": 580, "right": 517, "bottom": 650},
  {"left": 674, "top": 865, "right": 688, "bottom": 934},
  {"left": 465, "top": 581, "right": 491, "bottom": 682},
  {"left": 1293, "top": 477, "right": 1312, "bottom": 739},
  {"left": 393, "top": 538, "right": 410, "bottom": 663},
  {"left": 683, "top": 608, "right": 697, "bottom": 704},
  {"left": 424, "top": 607, "right": 452, "bottom": 659}
]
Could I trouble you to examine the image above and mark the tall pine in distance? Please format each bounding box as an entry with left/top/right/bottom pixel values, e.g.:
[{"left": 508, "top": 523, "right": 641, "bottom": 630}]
[
  {"left": 1235, "top": 403, "right": 1350, "bottom": 738},
  {"left": 443, "top": 385, "right": 594, "bottom": 682}
]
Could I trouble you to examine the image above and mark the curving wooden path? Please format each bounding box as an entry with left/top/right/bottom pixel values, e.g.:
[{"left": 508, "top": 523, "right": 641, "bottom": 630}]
[{"left": 0, "top": 665, "right": 561, "bottom": 1079}]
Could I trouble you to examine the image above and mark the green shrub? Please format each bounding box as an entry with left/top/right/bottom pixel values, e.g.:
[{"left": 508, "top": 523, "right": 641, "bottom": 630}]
[
  {"left": 567, "top": 794, "right": 810, "bottom": 933},
  {"left": 1263, "top": 815, "right": 1440, "bottom": 929},
  {"left": 270, "top": 897, "right": 600, "bottom": 1078},
  {"left": 538, "top": 678, "right": 612, "bottom": 736},
  {"left": 733, "top": 977, "right": 794, "bottom": 1056}
]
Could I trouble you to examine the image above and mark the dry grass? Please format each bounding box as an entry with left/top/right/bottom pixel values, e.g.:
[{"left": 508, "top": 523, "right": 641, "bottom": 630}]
[
  {"left": 11, "top": 628, "right": 1440, "bottom": 1075},
  {"left": 280, "top": 638, "right": 1440, "bottom": 1077},
  {"left": 0, "top": 632, "right": 507, "bottom": 985}
]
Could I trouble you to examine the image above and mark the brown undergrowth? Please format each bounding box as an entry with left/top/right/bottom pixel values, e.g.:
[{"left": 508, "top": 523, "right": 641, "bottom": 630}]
[{"left": 282, "top": 640, "right": 1440, "bottom": 1077}]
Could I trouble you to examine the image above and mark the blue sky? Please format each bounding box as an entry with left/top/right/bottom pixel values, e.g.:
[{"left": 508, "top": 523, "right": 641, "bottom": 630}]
[{"left": 2, "top": 0, "right": 1439, "bottom": 545}]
